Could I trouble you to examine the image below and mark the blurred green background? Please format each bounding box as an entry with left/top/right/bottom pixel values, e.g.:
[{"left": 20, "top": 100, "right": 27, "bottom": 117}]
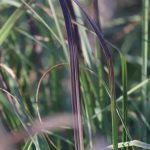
[{"left": 0, "top": 0, "right": 150, "bottom": 149}]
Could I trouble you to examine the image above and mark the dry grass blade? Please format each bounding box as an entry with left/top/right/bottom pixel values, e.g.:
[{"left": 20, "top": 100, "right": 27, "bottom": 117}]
[
  {"left": 36, "top": 63, "right": 68, "bottom": 122},
  {"left": 105, "top": 140, "right": 150, "bottom": 149},
  {"left": 0, "top": 64, "right": 16, "bottom": 79}
]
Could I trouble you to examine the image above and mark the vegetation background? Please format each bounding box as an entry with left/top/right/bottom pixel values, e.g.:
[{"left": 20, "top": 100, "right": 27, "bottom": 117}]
[{"left": 0, "top": 0, "right": 149, "bottom": 149}]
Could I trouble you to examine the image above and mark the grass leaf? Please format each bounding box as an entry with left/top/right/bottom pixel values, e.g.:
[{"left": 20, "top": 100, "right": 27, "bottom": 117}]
[
  {"left": 59, "top": 0, "right": 84, "bottom": 149},
  {"left": 0, "top": 4, "right": 24, "bottom": 45},
  {"left": 105, "top": 140, "right": 150, "bottom": 149}
]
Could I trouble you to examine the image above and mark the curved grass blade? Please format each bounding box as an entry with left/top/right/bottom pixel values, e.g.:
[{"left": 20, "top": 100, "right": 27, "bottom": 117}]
[
  {"left": 59, "top": 0, "right": 84, "bottom": 149},
  {"left": 72, "top": 0, "right": 118, "bottom": 149},
  {"left": 36, "top": 63, "right": 67, "bottom": 122}
]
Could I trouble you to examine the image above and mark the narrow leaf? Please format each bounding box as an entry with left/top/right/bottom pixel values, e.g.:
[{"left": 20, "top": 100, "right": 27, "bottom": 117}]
[
  {"left": 0, "top": 5, "right": 24, "bottom": 45},
  {"left": 59, "top": 0, "right": 84, "bottom": 150},
  {"left": 121, "top": 54, "right": 128, "bottom": 145},
  {"left": 105, "top": 140, "right": 150, "bottom": 149}
]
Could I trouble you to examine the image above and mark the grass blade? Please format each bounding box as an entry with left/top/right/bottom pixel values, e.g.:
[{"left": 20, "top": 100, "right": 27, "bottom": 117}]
[
  {"left": 36, "top": 63, "right": 67, "bottom": 122},
  {"left": 21, "top": 0, "right": 62, "bottom": 46},
  {"left": 47, "top": 0, "right": 68, "bottom": 60},
  {"left": 105, "top": 140, "right": 150, "bottom": 149},
  {"left": 72, "top": 0, "right": 118, "bottom": 149},
  {"left": 0, "top": 4, "right": 24, "bottom": 45},
  {"left": 121, "top": 54, "right": 128, "bottom": 146},
  {"left": 0, "top": 0, "right": 21, "bottom": 7},
  {"left": 141, "top": 0, "right": 149, "bottom": 141},
  {"left": 59, "top": 0, "right": 84, "bottom": 149},
  {"left": 71, "top": 2, "right": 93, "bottom": 67}
]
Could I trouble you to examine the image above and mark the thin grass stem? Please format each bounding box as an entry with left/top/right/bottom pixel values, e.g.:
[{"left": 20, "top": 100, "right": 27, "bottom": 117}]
[{"left": 141, "top": 0, "right": 149, "bottom": 141}]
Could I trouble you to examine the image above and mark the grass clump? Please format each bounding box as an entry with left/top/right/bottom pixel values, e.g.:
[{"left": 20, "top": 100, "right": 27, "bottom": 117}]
[{"left": 0, "top": 0, "right": 149, "bottom": 150}]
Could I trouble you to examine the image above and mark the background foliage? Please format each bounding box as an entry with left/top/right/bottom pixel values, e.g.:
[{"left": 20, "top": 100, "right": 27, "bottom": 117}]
[{"left": 0, "top": 0, "right": 149, "bottom": 149}]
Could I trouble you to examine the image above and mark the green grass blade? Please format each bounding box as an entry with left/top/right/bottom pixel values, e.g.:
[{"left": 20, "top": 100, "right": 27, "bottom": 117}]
[
  {"left": 117, "top": 79, "right": 149, "bottom": 102},
  {"left": 80, "top": 69, "right": 93, "bottom": 149},
  {"left": 121, "top": 54, "right": 128, "bottom": 146},
  {"left": 47, "top": 0, "right": 68, "bottom": 60},
  {"left": 93, "top": 78, "right": 149, "bottom": 115},
  {"left": 116, "top": 108, "right": 132, "bottom": 141},
  {"left": 73, "top": 1, "right": 118, "bottom": 149},
  {"left": 0, "top": 4, "right": 24, "bottom": 45},
  {"left": 15, "top": 28, "right": 49, "bottom": 50},
  {"left": 21, "top": 0, "right": 62, "bottom": 46},
  {"left": 141, "top": 0, "right": 149, "bottom": 141},
  {"left": 0, "top": 0, "right": 21, "bottom": 7},
  {"left": 131, "top": 101, "right": 150, "bottom": 131},
  {"left": 23, "top": 139, "right": 33, "bottom": 150},
  {"left": 44, "top": 130, "right": 74, "bottom": 146},
  {"left": 72, "top": 4, "right": 93, "bottom": 67}
]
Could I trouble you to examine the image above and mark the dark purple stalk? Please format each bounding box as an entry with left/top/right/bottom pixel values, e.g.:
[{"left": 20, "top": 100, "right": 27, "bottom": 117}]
[
  {"left": 92, "top": 0, "right": 101, "bottom": 29},
  {"left": 59, "top": 0, "right": 84, "bottom": 150},
  {"left": 65, "top": 0, "right": 82, "bottom": 56}
]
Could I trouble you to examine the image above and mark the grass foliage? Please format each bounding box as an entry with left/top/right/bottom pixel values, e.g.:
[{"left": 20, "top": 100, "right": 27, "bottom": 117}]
[{"left": 0, "top": 0, "right": 149, "bottom": 150}]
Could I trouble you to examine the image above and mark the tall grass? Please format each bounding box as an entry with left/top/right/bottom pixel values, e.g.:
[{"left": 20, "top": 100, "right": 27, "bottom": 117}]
[
  {"left": 59, "top": 1, "right": 84, "bottom": 149},
  {"left": 141, "top": 0, "right": 149, "bottom": 142},
  {"left": 121, "top": 54, "right": 128, "bottom": 148},
  {"left": 0, "top": 0, "right": 150, "bottom": 150}
]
